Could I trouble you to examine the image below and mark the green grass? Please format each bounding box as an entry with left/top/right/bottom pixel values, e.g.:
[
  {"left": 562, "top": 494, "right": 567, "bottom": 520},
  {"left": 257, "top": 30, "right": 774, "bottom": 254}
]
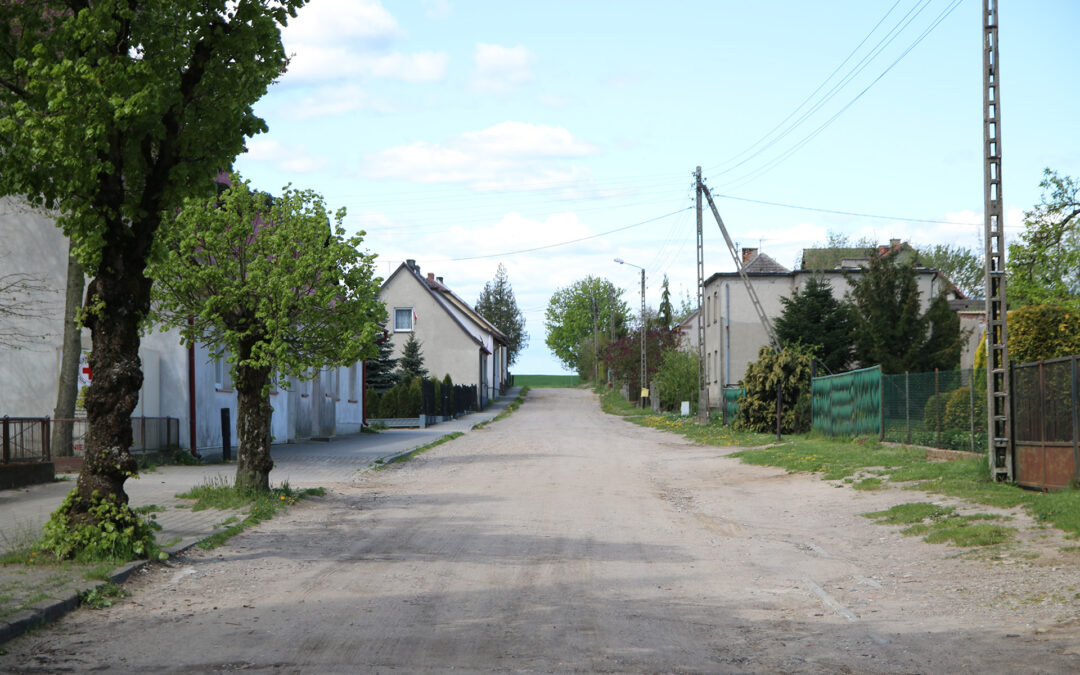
[
  {"left": 376, "top": 432, "right": 465, "bottom": 468},
  {"left": 474, "top": 388, "right": 530, "bottom": 429},
  {"left": 79, "top": 582, "right": 127, "bottom": 609},
  {"left": 176, "top": 478, "right": 325, "bottom": 550},
  {"left": 598, "top": 387, "right": 774, "bottom": 446},
  {"left": 513, "top": 374, "right": 580, "bottom": 388},
  {"left": 863, "top": 502, "right": 1015, "bottom": 547}
]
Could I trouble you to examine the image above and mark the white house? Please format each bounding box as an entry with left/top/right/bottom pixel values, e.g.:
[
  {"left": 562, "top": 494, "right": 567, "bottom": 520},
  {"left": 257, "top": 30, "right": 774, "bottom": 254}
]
[
  {"left": 700, "top": 241, "right": 965, "bottom": 407},
  {"left": 379, "top": 260, "right": 509, "bottom": 406},
  {"left": 0, "top": 197, "right": 367, "bottom": 457}
]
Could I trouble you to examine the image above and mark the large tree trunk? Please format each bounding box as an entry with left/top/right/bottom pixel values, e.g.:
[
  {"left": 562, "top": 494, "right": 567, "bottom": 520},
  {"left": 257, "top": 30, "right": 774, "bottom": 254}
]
[
  {"left": 71, "top": 241, "right": 151, "bottom": 521},
  {"left": 234, "top": 340, "right": 274, "bottom": 493},
  {"left": 51, "top": 245, "right": 84, "bottom": 458}
]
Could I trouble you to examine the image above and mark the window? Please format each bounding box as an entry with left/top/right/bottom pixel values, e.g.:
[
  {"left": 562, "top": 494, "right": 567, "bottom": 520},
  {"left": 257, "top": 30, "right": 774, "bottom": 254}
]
[
  {"left": 394, "top": 307, "right": 413, "bottom": 332},
  {"left": 348, "top": 364, "right": 357, "bottom": 402},
  {"left": 214, "top": 352, "right": 231, "bottom": 390}
]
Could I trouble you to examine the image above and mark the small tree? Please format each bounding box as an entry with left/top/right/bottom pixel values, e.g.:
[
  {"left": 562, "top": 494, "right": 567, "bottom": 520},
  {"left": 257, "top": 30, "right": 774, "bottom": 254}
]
[
  {"left": 847, "top": 250, "right": 928, "bottom": 374},
  {"left": 654, "top": 348, "right": 699, "bottom": 412},
  {"left": 601, "top": 328, "right": 679, "bottom": 395},
  {"left": 398, "top": 334, "right": 428, "bottom": 379},
  {"left": 657, "top": 275, "right": 674, "bottom": 330},
  {"left": 1007, "top": 169, "right": 1080, "bottom": 309},
  {"left": 545, "top": 276, "right": 629, "bottom": 372},
  {"left": 365, "top": 338, "right": 400, "bottom": 393},
  {"left": 475, "top": 263, "right": 528, "bottom": 365},
  {"left": 150, "top": 178, "right": 384, "bottom": 492},
  {"left": 736, "top": 346, "right": 813, "bottom": 434}
]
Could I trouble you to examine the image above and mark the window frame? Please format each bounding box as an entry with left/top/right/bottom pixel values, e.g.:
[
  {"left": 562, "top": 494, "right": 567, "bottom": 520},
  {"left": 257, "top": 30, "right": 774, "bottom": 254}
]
[{"left": 394, "top": 307, "right": 414, "bottom": 332}]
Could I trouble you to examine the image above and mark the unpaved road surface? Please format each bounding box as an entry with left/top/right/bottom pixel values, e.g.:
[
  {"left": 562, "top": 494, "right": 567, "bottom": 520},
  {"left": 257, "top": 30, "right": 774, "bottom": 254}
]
[{"left": 5, "top": 389, "right": 1080, "bottom": 673}]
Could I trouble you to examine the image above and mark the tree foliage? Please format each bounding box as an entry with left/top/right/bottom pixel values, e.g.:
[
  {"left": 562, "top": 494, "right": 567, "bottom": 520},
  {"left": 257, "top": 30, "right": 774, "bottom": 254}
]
[
  {"left": 0, "top": 0, "right": 305, "bottom": 538},
  {"left": 475, "top": 263, "right": 528, "bottom": 366},
  {"left": 847, "top": 250, "right": 960, "bottom": 374},
  {"left": 773, "top": 276, "right": 853, "bottom": 374},
  {"left": 1007, "top": 305, "right": 1080, "bottom": 364},
  {"left": 365, "top": 337, "right": 400, "bottom": 393},
  {"left": 916, "top": 243, "right": 983, "bottom": 299},
  {"left": 544, "top": 276, "right": 629, "bottom": 372},
  {"left": 654, "top": 348, "right": 699, "bottom": 412},
  {"left": 398, "top": 333, "right": 428, "bottom": 379},
  {"left": 735, "top": 346, "right": 813, "bottom": 434},
  {"left": 601, "top": 328, "right": 679, "bottom": 395},
  {"left": 150, "top": 177, "right": 384, "bottom": 492},
  {"left": 1007, "top": 169, "right": 1080, "bottom": 310},
  {"left": 657, "top": 275, "right": 674, "bottom": 330}
]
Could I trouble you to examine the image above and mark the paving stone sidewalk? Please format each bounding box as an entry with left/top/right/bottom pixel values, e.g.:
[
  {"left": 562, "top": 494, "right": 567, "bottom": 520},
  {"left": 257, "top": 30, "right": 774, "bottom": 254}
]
[{"left": 0, "top": 388, "right": 521, "bottom": 643}]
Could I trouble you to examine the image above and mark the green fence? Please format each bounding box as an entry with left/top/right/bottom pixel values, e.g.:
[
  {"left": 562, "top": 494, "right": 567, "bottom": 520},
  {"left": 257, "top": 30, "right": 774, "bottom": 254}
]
[
  {"left": 812, "top": 366, "right": 882, "bottom": 437},
  {"left": 722, "top": 387, "right": 743, "bottom": 423}
]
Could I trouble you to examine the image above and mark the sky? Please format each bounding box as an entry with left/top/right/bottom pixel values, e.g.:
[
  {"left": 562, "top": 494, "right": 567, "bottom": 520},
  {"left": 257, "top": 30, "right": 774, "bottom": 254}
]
[{"left": 234, "top": 0, "right": 1080, "bottom": 375}]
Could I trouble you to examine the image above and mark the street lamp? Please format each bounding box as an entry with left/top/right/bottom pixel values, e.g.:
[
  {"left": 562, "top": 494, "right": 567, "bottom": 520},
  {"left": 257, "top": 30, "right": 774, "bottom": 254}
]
[{"left": 614, "top": 258, "right": 647, "bottom": 408}]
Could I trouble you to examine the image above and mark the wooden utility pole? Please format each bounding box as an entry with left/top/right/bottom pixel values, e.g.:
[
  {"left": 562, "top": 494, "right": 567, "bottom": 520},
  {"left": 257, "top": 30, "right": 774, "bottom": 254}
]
[{"left": 982, "top": 0, "right": 1012, "bottom": 481}]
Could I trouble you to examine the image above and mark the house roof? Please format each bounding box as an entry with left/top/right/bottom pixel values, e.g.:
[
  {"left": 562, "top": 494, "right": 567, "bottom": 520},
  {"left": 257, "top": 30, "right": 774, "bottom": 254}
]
[
  {"left": 800, "top": 240, "right": 919, "bottom": 271},
  {"left": 744, "top": 251, "right": 790, "bottom": 274},
  {"left": 381, "top": 262, "right": 508, "bottom": 351}
]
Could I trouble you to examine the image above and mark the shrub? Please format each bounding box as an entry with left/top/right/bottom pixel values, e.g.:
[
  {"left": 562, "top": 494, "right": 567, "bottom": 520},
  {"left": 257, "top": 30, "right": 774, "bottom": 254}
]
[
  {"left": 37, "top": 490, "right": 163, "bottom": 563},
  {"left": 1009, "top": 304, "right": 1080, "bottom": 364},
  {"left": 736, "top": 346, "right": 812, "bottom": 433},
  {"left": 405, "top": 377, "right": 423, "bottom": 417},
  {"left": 922, "top": 391, "right": 951, "bottom": 431},
  {"left": 366, "top": 388, "right": 380, "bottom": 419},
  {"left": 654, "top": 348, "right": 699, "bottom": 412},
  {"left": 942, "top": 386, "right": 986, "bottom": 432}
]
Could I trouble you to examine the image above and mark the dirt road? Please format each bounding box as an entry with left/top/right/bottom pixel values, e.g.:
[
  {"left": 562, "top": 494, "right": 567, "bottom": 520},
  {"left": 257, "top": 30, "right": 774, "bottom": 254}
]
[{"left": 5, "top": 388, "right": 1080, "bottom": 673}]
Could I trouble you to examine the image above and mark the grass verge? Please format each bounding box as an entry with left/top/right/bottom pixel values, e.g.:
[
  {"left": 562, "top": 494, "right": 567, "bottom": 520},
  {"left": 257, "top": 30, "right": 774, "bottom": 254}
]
[
  {"left": 176, "top": 478, "right": 326, "bottom": 550},
  {"left": 473, "top": 387, "right": 530, "bottom": 430},
  {"left": 375, "top": 432, "right": 465, "bottom": 469},
  {"left": 513, "top": 374, "right": 580, "bottom": 388}
]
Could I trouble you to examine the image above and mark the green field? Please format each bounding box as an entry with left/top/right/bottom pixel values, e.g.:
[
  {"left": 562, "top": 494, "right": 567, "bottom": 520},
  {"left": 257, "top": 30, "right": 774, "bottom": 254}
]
[{"left": 513, "top": 374, "right": 581, "bottom": 388}]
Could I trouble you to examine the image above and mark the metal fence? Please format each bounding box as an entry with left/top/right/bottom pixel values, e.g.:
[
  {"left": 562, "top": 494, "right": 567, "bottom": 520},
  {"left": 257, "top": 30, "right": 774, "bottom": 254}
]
[
  {"left": 722, "top": 387, "right": 743, "bottom": 423},
  {"left": 812, "top": 366, "right": 883, "bottom": 438},
  {"left": 1, "top": 416, "right": 179, "bottom": 464},
  {"left": 1013, "top": 356, "right": 1079, "bottom": 490}
]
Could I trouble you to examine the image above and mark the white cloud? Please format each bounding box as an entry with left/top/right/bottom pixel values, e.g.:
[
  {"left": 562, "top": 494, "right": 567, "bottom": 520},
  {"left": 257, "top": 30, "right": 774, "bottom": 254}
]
[
  {"left": 472, "top": 44, "right": 534, "bottom": 93},
  {"left": 362, "top": 122, "right": 598, "bottom": 191},
  {"left": 280, "top": 0, "right": 448, "bottom": 85},
  {"left": 281, "top": 84, "right": 395, "bottom": 121},
  {"left": 242, "top": 139, "right": 325, "bottom": 174},
  {"left": 422, "top": 0, "right": 451, "bottom": 20}
]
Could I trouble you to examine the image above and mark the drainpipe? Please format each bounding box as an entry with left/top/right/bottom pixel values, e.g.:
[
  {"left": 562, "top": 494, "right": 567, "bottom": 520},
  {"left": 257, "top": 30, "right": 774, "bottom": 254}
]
[{"left": 187, "top": 318, "right": 201, "bottom": 459}]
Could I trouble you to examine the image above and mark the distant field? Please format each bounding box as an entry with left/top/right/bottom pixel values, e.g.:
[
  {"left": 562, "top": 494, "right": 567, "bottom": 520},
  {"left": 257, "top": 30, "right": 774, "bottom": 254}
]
[{"left": 513, "top": 374, "right": 581, "bottom": 388}]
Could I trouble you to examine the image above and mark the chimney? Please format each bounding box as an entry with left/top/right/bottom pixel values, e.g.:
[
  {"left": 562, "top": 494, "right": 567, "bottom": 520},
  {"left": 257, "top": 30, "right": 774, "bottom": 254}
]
[
  {"left": 889, "top": 238, "right": 901, "bottom": 248},
  {"left": 406, "top": 259, "right": 419, "bottom": 274},
  {"left": 741, "top": 247, "right": 758, "bottom": 264},
  {"left": 427, "top": 272, "right": 435, "bottom": 281},
  {"left": 436, "top": 276, "right": 444, "bottom": 284}
]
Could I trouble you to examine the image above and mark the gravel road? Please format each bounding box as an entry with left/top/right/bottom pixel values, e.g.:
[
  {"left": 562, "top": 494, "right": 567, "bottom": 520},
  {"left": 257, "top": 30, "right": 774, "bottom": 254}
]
[{"left": 5, "top": 388, "right": 1080, "bottom": 673}]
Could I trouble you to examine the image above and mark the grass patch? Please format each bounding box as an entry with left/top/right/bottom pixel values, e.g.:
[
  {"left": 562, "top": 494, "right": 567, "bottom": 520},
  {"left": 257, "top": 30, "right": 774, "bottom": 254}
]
[
  {"left": 852, "top": 476, "right": 885, "bottom": 491},
  {"left": 598, "top": 387, "right": 646, "bottom": 417},
  {"left": 598, "top": 388, "right": 773, "bottom": 446},
  {"left": 513, "top": 374, "right": 579, "bottom": 388},
  {"left": 474, "top": 389, "right": 530, "bottom": 429},
  {"left": 176, "top": 477, "right": 324, "bottom": 550},
  {"left": 377, "top": 432, "right": 465, "bottom": 468},
  {"left": 864, "top": 502, "right": 1015, "bottom": 547},
  {"left": 79, "top": 582, "right": 127, "bottom": 609}
]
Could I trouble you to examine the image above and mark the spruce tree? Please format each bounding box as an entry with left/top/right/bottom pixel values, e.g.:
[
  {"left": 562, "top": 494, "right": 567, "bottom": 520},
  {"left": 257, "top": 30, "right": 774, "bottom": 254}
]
[
  {"left": 774, "top": 277, "right": 853, "bottom": 373},
  {"left": 366, "top": 338, "right": 400, "bottom": 393},
  {"left": 398, "top": 334, "right": 428, "bottom": 379},
  {"left": 847, "top": 251, "right": 929, "bottom": 374},
  {"left": 475, "top": 263, "right": 528, "bottom": 365},
  {"left": 657, "top": 275, "right": 674, "bottom": 330}
]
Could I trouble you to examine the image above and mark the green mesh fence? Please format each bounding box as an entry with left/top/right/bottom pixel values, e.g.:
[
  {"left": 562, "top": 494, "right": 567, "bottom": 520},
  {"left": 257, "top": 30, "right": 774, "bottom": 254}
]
[
  {"left": 812, "top": 366, "right": 882, "bottom": 437},
  {"left": 880, "top": 368, "right": 985, "bottom": 452}
]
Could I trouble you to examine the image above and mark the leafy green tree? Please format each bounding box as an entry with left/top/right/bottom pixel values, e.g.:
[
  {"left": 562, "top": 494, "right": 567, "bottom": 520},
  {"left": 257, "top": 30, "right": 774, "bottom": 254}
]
[
  {"left": 773, "top": 277, "right": 853, "bottom": 373},
  {"left": 365, "top": 338, "right": 400, "bottom": 393},
  {"left": 847, "top": 250, "right": 929, "bottom": 374},
  {"left": 1007, "top": 169, "right": 1080, "bottom": 309},
  {"left": 1007, "top": 305, "right": 1080, "bottom": 364},
  {"left": 0, "top": 1, "right": 304, "bottom": 541},
  {"left": 657, "top": 275, "right": 674, "bottom": 330},
  {"left": 654, "top": 348, "right": 699, "bottom": 412},
  {"left": 475, "top": 263, "right": 528, "bottom": 365},
  {"left": 398, "top": 334, "right": 428, "bottom": 379},
  {"left": 917, "top": 293, "right": 963, "bottom": 371},
  {"left": 545, "top": 276, "right": 629, "bottom": 372},
  {"left": 150, "top": 178, "right": 384, "bottom": 492},
  {"left": 916, "top": 243, "right": 983, "bottom": 299}
]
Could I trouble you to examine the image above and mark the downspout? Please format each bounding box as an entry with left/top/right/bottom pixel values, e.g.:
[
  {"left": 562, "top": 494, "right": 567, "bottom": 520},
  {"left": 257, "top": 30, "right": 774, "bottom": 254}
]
[
  {"left": 725, "top": 284, "right": 731, "bottom": 387},
  {"left": 187, "top": 318, "right": 201, "bottom": 459}
]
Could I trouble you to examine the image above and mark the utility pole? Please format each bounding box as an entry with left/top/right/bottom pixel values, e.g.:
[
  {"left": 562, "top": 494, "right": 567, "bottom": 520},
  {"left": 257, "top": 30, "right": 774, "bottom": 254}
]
[
  {"left": 591, "top": 295, "right": 599, "bottom": 384},
  {"left": 639, "top": 266, "right": 646, "bottom": 408},
  {"left": 983, "top": 0, "right": 1012, "bottom": 481},
  {"left": 695, "top": 167, "right": 708, "bottom": 420}
]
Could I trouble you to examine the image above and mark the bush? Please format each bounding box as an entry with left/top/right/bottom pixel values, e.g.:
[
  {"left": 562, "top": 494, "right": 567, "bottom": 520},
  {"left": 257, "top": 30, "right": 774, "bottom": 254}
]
[
  {"left": 406, "top": 378, "right": 423, "bottom": 417},
  {"left": 1009, "top": 304, "right": 1080, "bottom": 364},
  {"left": 922, "top": 391, "right": 951, "bottom": 431},
  {"left": 366, "top": 388, "right": 380, "bottom": 418},
  {"left": 655, "top": 349, "right": 699, "bottom": 412},
  {"left": 37, "top": 490, "right": 163, "bottom": 563},
  {"left": 943, "top": 386, "right": 985, "bottom": 432},
  {"left": 736, "top": 346, "right": 813, "bottom": 433}
]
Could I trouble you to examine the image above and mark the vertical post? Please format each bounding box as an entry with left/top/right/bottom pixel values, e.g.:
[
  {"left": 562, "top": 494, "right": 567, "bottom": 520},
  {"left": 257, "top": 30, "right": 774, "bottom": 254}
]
[
  {"left": 935, "top": 368, "right": 941, "bottom": 448},
  {"left": 1072, "top": 358, "right": 1079, "bottom": 481},
  {"left": 592, "top": 295, "right": 599, "bottom": 384},
  {"left": 776, "top": 383, "right": 782, "bottom": 442},
  {"left": 2, "top": 416, "right": 9, "bottom": 464},
  {"left": 221, "top": 408, "right": 231, "bottom": 462},
  {"left": 905, "top": 372, "right": 911, "bottom": 444},
  {"left": 970, "top": 371, "right": 977, "bottom": 454},
  {"left": 640, "top": 267, "right": 647, "bottom": 408},
  {"left": 983, "top": 0, "right": 1012, "bottom": 480},
  {"left": 695, "top": 166, "right": 707, "bottom": 420}
]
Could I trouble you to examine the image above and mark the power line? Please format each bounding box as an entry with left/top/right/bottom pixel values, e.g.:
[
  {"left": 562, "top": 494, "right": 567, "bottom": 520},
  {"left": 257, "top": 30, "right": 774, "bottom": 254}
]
[
  {"left": 710, "top": 190, "right": 981, "bottom": 226},
  {"left": 419, "top": 207, "right": 693, "bottom": 263}
]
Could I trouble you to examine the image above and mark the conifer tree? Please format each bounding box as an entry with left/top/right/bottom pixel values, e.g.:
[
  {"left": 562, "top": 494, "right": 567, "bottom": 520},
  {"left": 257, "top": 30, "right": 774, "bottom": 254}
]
[
  {"left": 658, "top": 275, "right": 674, "bottom": 330},
  {"left": 398, "top": 334, "right": 428, "bottom": 379},
  {"left": 366, "top": 339, "right": 400, "bottom": 393},
  {"left": 475, "top": 263, "right": 528, "bottom": 365},
  {"left": 774, "top": 277, "right": 853, "bottom": 373}
]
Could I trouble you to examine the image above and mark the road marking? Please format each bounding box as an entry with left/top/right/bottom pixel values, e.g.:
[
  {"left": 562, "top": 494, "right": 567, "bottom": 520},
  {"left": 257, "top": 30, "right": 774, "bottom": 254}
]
[{"left": 803, "top": 577, "right": 857, "bottom": 622}]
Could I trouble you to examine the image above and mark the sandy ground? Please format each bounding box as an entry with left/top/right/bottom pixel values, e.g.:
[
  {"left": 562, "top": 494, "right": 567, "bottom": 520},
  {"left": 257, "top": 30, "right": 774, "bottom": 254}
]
[{"left": 4, "top": 388, "right": 1080, "bottom": 673}]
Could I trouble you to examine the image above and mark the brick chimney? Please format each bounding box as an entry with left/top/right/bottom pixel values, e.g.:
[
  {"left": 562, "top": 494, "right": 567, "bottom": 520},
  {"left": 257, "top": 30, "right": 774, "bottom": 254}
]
[{"left": 741, "top": 247, "right": 758, "bottom": 264}]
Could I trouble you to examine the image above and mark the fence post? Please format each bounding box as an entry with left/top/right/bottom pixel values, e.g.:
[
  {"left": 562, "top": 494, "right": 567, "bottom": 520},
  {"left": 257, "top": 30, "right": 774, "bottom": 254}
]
[
  {"left": 2, "top": 416, "right": 9, "bottom": 464},
  {"left": 1072, "top": 358, "right": 1079, "bottom": 480},
  {"left": 970, "top": 371, "right": 976, "bottom": 454},
  {"left": 776, "top": 383, "right": 782, "bottom": 442},
  {"left": 879, "top": 371, "right": 884, "bottom": 441},
  {"left": 905, "top": 372, "right": 911, "bottom": 445},
  {"left": 43, "top": 417, "right": 51, "bottom": 461},
  {"left": 935, "top": 368, "right": 941, "bottom": 449}
]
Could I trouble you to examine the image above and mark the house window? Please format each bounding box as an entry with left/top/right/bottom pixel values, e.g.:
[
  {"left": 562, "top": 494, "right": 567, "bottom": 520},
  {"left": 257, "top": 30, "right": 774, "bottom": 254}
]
[
  {"left": 214, "top": 352, "right": 231, "bottom": 390},
  {"left": 394, "top": 307, "right": 413, "bottom": 332}
]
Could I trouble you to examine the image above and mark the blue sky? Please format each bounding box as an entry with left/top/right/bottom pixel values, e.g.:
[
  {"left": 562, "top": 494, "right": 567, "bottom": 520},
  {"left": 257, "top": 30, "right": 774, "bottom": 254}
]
[{"left": 234, "top": 0, "right": 1080, "bottom": 375}]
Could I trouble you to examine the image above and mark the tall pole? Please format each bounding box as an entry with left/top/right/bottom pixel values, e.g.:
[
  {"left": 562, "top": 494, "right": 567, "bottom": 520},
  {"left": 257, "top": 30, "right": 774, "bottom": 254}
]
[
  {"left": 983, "top": 0, "right": 1012, "bottom": 481},
  {"left": 695, "top": 167, "right": 707, "bottom": 420},
  {"left": 592, "top": 295, "right": 599, "bottom": 384},
  {"left": 640, "top": 267, "right": 646, "bottom": 408}
]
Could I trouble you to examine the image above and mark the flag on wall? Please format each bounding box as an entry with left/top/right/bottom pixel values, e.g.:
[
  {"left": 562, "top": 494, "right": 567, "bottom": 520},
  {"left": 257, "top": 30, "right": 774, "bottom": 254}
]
[{"left": 413, "top": 309, "right": 419, "bottom": 323}]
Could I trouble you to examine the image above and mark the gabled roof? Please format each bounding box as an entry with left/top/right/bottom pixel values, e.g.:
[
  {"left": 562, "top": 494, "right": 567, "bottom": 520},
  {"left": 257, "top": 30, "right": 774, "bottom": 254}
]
[
  {"left": 800, "top": 241, "right": 918, "bottom": 271},
  {"left": 380, "top": 262, "right": 508, "bottom": 351},
  {"left": 744, "top": 251, "right": 790, "bottom": 275}
]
